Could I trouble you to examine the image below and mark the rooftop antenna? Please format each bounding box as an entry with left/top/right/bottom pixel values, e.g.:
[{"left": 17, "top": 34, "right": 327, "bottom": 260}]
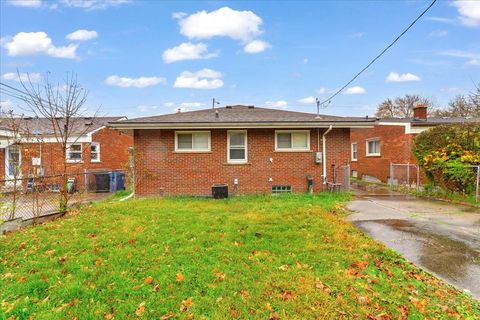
[{"left": 212, "top": 98, "right": 220, "bottom": 109}]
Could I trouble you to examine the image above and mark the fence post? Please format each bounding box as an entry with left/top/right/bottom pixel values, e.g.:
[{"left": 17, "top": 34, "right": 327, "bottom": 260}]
[
  {"left": 476, "top": 166, "right": 479, "bottom": 203},
  {"left": 407, "top": 162, "right": 410, "bottom": 187},
  {"left": 416, "top": 165, "right": 420, "bottom": 192},
  {"left": 389, "top": 162, "right": 393, "bottom": 186}
]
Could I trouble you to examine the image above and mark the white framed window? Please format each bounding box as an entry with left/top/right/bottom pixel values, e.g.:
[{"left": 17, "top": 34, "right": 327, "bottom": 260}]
[
  {"left": 351, "top": 143, "right": 358, "bottom": 161},
  {"left": 175, "top": 131, "right": 211, "bottom": 152},
  {"left": 66, "top": 143, "right": 82, "bottom": 162},
  {"left": 366, "top": 139, "right": 380, "bottom": 156},
  {"left": 227, "top": 130, "right": 247, "bottom": 163},
  {"left": 275, "top": 130, "right": 310, "bottom": 151},
  {"left": 90, "top": 142, "right": 100, "bottom": 162}
]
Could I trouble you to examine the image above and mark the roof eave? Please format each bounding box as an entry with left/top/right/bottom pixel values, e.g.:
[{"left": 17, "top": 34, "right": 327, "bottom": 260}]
[{"left": 108, "top": 121, "right": 375, "bottom": 130}]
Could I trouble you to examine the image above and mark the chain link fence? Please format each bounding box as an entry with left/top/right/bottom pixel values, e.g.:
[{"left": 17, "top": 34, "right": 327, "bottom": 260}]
[
  {"left": 389, "top": 162, "right": 479, "bottom": 203},
  {"left": 389, "top": 163, "right": 420, "bottom": 191},
  {"left": 1, "top": 170, "right": 126, "bottom": 226}
]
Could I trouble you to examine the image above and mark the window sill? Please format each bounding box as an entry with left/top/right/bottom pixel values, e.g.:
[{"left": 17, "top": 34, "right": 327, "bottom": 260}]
[
  {"left": 173, "top": 151, "right": 212, "bottom": 154},
  {"left": 274, "top": 150, "right": 312, "bottom": 153},
  {"left": 224, "top": 162, "right": 251, "bottom": 166},
  {"left": 351, "top": 159, "right": 358, "bottom": 162},
  {"left": 366, "top": 154, "right": 381, "bottom": 157},
  {"left": 66, "top": 160, "right": 83, "bottom": 164}
]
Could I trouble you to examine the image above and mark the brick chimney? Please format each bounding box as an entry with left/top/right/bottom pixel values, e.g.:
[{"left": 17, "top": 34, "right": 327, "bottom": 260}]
[{"left": 413, "top": 104, "right": 427, "bottom": 120}]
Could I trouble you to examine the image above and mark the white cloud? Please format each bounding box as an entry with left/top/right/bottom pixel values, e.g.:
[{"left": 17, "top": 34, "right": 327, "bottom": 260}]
[
  {"left": 162, "top": 42, "right": 217, "bottom": 63},
  {"left": 386, "top": 72, "right": 421, "bottom": 83},
  {"left": 468, "top": 59, "right": 480, "bottom": 65},
  {"left": 426, "top": 17, "right": 455, "bottom": 24},
  {"left": 316, "top": 87, "right": 327, "bottom": 94},
  {"left": 66, "top": 29, "right": 98, "bottom": 41},
  {"left": 303, "top": 58, "right": 308, "bottom": 64},
  {"left": 343, "top": 86, "right": 366, "bottom": 95},
  {"left": 297, "top": 96, "right": 316, "bottom": 104},
  {"left": 243, "top": 40, "right": 271, "bottom": 54},
  {"left": 137, "top": 105, "right": 160, "bottom": 113},
  {"left": 172, "top": 11, "right": 187, "bottom": 19},
  {"left": 105, "top": 75, "right": 166, "bottom": 88},
  {"left": 348, "top": 32, "right": 365, "bottom": 38},
  {"left": 0, "top": 100, "right": 16, "bottom": 112},
  {"left": 59, "top": 0, "right": 131, "bottom": 10},
  {"left": 7, "top": 0, "right": 42, "bottom": 7},
  {"left": 264, "top": 100, "right": 287, "bottom": 108},
  {"left": 429, "top": 29, "right": 448, "bottom": 37},
  {"left": 178, "top": 7, "right": 263, "bottom": 44},
  {"left": 2, "top": 72, "right": 41, "bottom": 83},
  {"left": 3, "top": 32, "right": 78, "bottom": 59},
  {"left": 174, "top": 102, "right": 206, "bottom": 113},
  {"left": 452, "top": 0, "right": 480, "bottom": 27},
  {"left": 438, "top": 49, "right": 480, "bottom": 65},
  {"left": 174, "top": 68, "right": 223, "bottom": 90}
]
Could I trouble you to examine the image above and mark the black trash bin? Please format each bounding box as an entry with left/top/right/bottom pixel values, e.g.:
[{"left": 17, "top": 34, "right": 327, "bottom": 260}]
[{"left": 212, "top": 184, "right": 228, "bottom": 199}]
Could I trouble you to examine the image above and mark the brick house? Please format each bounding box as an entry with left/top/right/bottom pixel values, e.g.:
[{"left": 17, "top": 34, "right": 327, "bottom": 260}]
[
  {"left": 350, "top": 105, "right": 479, "bottom": 183},
  {"left": 0, "top": 117, "right": 133, "bottom": 188},
  {"left": 109, "top": 105, "right": 375, "bottom": 196}
]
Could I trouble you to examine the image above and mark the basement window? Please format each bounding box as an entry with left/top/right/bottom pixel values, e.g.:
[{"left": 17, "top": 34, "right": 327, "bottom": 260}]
[
  {"left": 272, "top": 185, "right": 292, "bottom": 194},
  {"left": 175, "top": 131, "right": 211, "bottom": 152}
]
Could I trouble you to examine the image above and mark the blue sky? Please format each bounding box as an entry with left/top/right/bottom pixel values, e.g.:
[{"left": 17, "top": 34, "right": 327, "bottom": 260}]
[{"left": 1, "top": 0, "right": 479, "bottom": 118}]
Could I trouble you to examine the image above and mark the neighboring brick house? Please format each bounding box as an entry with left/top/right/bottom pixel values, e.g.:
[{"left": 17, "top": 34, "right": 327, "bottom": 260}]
[
  {"left": 0, "top": 117, "right": 133, "bottom": 188},
  {"left": 110, "top": 105, "right": 375, "bottom": 196},
  {"left": 350, "top": 105, "right": 479, "bottom": 183}
]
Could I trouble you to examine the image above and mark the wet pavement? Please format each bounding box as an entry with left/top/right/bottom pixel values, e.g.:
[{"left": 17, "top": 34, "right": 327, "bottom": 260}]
[{"left": 347, "top": 184, "right": 480, "bottom": 299}]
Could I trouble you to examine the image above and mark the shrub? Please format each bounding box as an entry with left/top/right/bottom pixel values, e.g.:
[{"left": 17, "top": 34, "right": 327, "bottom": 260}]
[{"left": 413, "top": 123, "right": 480, "bottom": 193}]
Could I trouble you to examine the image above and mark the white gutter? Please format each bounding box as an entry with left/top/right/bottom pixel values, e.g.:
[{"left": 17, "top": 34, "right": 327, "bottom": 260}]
[{"left": 322, "top": 125, "right": 333, "bottom": 184}]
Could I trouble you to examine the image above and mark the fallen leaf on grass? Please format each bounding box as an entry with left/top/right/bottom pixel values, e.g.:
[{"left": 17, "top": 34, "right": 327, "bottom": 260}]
[
  {"left": 16, "top": 276, "right": 27, "bottom": 283},
  {"left": 180, "top": 298, "right": 193, "bottom": 312},
  {"left": 135, "top": 302, "right": 146, "bottom": 316},
  {"left": 279, "top": 265, "right": 289, "bottom": 271},
  {"left": 104, "top": 313, "right": 113, "bottom": 319},
  {"left": 409, "top": 297, "right": 426, "bottom": 313},
  {"left": 269, "top": 312, "right": 281, "bottom": 320},
  {"left": 144, "top": 276, "right": 154, "bottom": 284},
  {"left": 160, "top": 311, "right": 174, "bottom": 319},
  {"left": 94, "top": 258, "right": 102, "bottom": 268},
  {"left": 352, "top": 261, "right": 368, "bottom": 270},
  {"left": 280, "top": 291, "right": 293, "bottom": 301},
  {"left": 265, "top": 303, "right": 273, "bottom": 311},
  {"left": 213, "top": 268, "right": 226, "bottom": 281},
  {"left": 176, "top": 272, "right": 184, "bottom": 283},
  {"left": 345, "top": 268, "right": 359, "bottom": 277}
]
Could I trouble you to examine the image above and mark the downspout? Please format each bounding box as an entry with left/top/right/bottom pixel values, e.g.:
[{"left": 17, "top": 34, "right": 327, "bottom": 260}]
[{"left": 322, "top": 125, "right": 333, "bottom": 184}]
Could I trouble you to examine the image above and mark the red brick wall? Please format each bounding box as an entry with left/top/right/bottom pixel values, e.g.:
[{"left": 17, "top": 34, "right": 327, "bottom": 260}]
[
  {"left": 134, "top": 128, "right": 350, "bottom": 196},
  {"left": 1, "top": 128, "right": 132, "bottom": 185},
  {"left": 350, "top": 125, "right": 417, "bottom": 182}
]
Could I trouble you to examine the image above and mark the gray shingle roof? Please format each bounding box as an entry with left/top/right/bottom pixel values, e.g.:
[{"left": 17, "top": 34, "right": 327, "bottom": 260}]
[
  {"left": 378, "top": 117, "right": 479, "bottom": 126},
  {"left": 0, "top": 116, "right": 124, "bottom": 135},
  {"left": 111, "top": 106, "right": 375, "bottom": 128}
]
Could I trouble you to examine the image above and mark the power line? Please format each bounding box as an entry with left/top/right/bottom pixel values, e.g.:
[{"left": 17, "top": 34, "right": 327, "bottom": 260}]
[{"left": 318, "top": 0, "right": 437, "bottom": 106}]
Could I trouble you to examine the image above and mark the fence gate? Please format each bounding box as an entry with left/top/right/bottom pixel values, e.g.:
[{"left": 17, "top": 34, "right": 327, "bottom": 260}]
[{"left": 389, "top": 162, "right": 420, "bottom": 190}]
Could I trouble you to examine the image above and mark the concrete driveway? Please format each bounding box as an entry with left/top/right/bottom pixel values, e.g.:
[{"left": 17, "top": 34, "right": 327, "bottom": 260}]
[{"left": 347, "top": 184, "right": 480, "bottom": 299}]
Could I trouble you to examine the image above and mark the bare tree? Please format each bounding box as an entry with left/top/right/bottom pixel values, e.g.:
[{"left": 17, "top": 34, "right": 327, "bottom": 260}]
[
  {"left": 431, "top": 84, "right": 480, "bottom": 118},
  {"left": 1, "top": 111, "right": 28, "bottom": 220},
  {"left": 6, "top": 72, "right": 98, "bottom": 211},
  {"left": 375, "top": 94, "right": 434, "bottom": 118}
]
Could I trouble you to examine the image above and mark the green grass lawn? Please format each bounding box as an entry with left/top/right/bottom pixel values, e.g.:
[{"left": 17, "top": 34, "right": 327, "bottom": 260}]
[{"left": 1, "top": 193, "right": 478, "bottom": 319}]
